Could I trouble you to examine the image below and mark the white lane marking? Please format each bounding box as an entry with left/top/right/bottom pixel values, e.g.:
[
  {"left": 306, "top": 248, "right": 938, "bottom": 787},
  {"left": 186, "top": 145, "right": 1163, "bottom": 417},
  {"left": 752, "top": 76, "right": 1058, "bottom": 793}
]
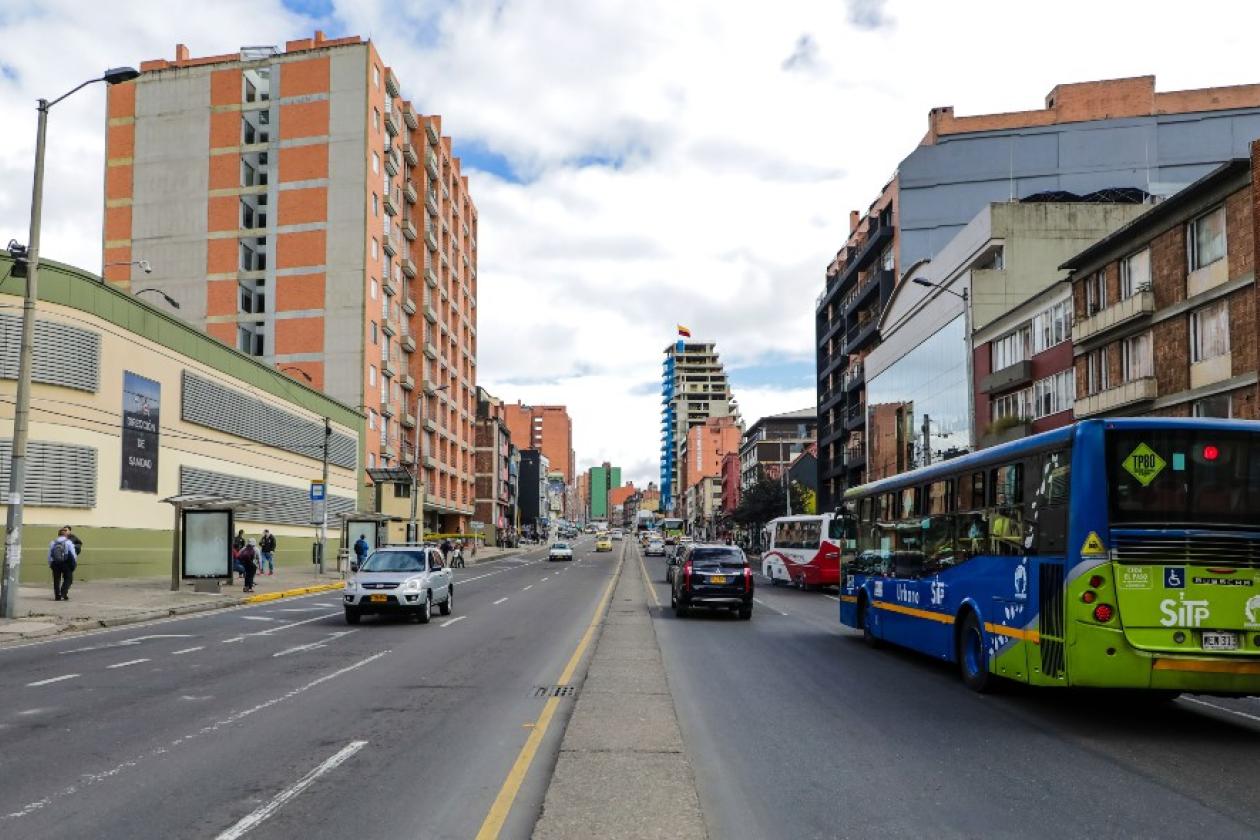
[
  {"left": 493, "top": 598, "right": 508, "bottom": 605},
  {"left": 1181, "top": 696, "right": 1260, "bottom": 724},
  {"left": 2, "top": 650, "right": 391, "bottom": 822},
  {"left": 60, "top": 633, "right": 194, "bottom": 655},
  {"left": 241, "top": 616, "right": 277, "bottom": 622},
  {"left": 250, "top": 612, "right": 339, "bottom": 636},
  {"left": 541, "top": 577, "right": 550, "bottom": 582},
  {"left": 221, "top": 637, "right": 245, "bottom": 644},
  {"left": 26, "top": 674, "right": 79, "bottom": 687},
  {"left": 272, "top": 631, "right": 356, "bottom": 658},
  {"left": 107, "top": 658, "right": 150, "bottom": 669},
  {"left": 274, "top": 607, "right": 328, "bottom": 613},
  {"left": 171, "top": 647, "right": 204, "bottom": 655},
  {"left": 440, "top": 616, "right": 466, "bottom": 628},
  {"left": 752, "top": 598, "right": 788, "bottom": 616},
  {"left": 215, "top": 740, "right": 368, "bottom": 840},
  {"left": 822, "top": 594, "right": 840, "bottom": 602}
]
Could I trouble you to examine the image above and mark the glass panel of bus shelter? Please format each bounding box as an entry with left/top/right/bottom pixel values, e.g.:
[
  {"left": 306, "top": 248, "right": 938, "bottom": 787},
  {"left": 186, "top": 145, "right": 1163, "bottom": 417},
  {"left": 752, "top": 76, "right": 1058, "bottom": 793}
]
[{"left": 1108, "top": 429, "right": 1260, "bottom": 527}]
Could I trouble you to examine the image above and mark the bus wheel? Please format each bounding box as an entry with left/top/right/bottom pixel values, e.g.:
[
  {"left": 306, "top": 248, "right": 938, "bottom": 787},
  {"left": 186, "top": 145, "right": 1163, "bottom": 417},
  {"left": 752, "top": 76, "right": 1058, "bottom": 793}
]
[
  {"left": 958, "top": 612, "right": 992, "bottom": 693},
  {"left": 858, "top": 597, "right": 881, "bottom": 648}
]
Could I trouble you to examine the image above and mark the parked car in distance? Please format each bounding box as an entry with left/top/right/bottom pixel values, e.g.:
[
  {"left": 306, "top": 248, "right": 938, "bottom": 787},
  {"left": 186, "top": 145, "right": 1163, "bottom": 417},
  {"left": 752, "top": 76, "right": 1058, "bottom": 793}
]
[
  {"left": 645, "top": 538, "right": 667, "bottom": 557},
  {"left": 670, "top": 544, "right": 752, "bottom": 620},
  {"left": 548, "top": 542, "right": 574, "bottom": 561},
  {"left": 344, "top": 545, "right": 454, "bottom": 625},
  {"left": 595, "top": 535, "right": 613, "bottom": 552}
]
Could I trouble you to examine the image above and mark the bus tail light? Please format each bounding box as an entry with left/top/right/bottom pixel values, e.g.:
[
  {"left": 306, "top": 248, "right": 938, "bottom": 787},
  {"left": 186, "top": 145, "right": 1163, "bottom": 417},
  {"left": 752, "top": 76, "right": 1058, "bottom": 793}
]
[
  {"left": 1088, "top": 574, "right": 1104, "bottom": 588},
  {"left": 1082, "top": 590, "right": 1097, "bottom": 604},
  {"left": 1093, "top": 604, "right": 1114, "bottom": 623}
]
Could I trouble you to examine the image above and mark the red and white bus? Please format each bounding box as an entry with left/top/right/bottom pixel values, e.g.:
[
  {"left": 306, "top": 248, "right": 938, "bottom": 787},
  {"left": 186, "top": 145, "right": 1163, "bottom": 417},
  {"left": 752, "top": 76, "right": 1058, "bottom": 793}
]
[{"left": 761, "top": 513, "right": 853, "bottom": 589}]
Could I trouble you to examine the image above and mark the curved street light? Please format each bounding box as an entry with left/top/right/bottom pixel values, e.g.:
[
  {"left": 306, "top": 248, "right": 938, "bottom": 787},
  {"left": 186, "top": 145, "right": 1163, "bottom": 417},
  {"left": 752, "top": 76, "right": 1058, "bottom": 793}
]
[
  {"left": 2, "top": 67, "right": 141, "bottom": 619},
  {"left": 278, "top": 365, "right": 313, "bottom": 383},
  {"left": 134, "top": 287, "right": 180, "bottom": 309}
]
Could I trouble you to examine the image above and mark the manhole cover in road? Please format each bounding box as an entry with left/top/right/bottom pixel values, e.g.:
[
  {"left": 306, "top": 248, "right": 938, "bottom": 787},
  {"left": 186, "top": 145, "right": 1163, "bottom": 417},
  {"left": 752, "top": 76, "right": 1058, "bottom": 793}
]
[{"left": 533, "top": 685, "right": 576, "bottom": 698}]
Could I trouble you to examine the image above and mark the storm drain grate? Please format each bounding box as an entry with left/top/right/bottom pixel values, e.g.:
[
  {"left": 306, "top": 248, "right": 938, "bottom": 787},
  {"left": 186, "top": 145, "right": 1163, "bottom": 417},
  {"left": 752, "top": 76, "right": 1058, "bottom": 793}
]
[{"left": 533, "top": 685, "right": 576, "bottom": 698}]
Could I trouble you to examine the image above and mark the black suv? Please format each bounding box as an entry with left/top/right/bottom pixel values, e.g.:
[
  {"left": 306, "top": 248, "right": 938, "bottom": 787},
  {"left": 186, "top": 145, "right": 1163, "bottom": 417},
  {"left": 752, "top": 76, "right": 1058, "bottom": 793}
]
[{"left": 670, "top": 544, "right": 753, "bottom": 620}]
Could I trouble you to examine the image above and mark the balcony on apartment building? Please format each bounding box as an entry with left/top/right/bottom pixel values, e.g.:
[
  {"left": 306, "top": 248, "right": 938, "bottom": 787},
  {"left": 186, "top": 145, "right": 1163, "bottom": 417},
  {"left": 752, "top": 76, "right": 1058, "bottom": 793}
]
[
  {"left": 401, "top": 446, "right": 415, "bottom": 465},
  {"left": 1075, "top": 376, "right": 1157, "bottom": 418},
  {"left": 382, "top": 275, "right": 398, "bottom": 298},
  {"left": 381, "top": 313, "right": 397, "bottom": 336},
  {"left": 843, "top": 443, "right": 866, "bottom": 469},
  {"left": 402, "top": 104, "right": 418, "bottom": 130},
  {"left": 843, "top": 401, "right": 867, "bottom": 431},
  {"left": 385, "top": 109, "right": 403, "bottom": 137},
  {"left": 425, "top": 265, "right": 438, "bottom": 288},
  {"left": 1074, "top": 289, "right": 1155, "bottom": 345},
  {"left": 423, "top": 341, "right": 438, "bottom": 359},
  {"left": 384, "top": 150, "right": 399, "bottom": 177},
  {"left": 843, "top": 309, "right": 880, "bottom": 355},
  {"left": 382, "top": 232, "right": 397, "bottom": 257},
  {"left": 978, "top": 418, "right": 1033, "bottom": 449},
  {"left": 425, "top": 188, "right": 439, "bottom": 217},
  {"left": 425, "top": 223, "right": 439, "bottom": 252},
  {"left": 383, "top": 192, "right": 398, "bottom": 217},
  {"left": 843, "top": 360, "right": 864, "bottom": 392},
  {"left": 402, "top": 295, "right": 416, "bottom": 316},
  {"left": 426, "top": 119, "right": 440, "bottom": 145},
  {"left": 842, "top": 268, "right": 893, "bottom": 317},
  {"left": 424, "top": 302, "right": 438, "bottom": 323},
  {"left": 401, "top": 373, "right": 415, "bottom": 391},
  {"left": 402, "top": 142, "right": 419, "bottom": 167},
  {"left": 404, "top": 180, "right": 418, "bottom": 206},
  {"left": 426, "top": 150, "right": 440, "bottom": 178},
  {"left": 380, "top": 398, "right": 395, "bottom": 419},
  {"left": 401, "top": 256, "right": 417, "bottom": 278},
  {"left": 979, "top": 359, "right": 1033, "bottom": 395},
  {"left": 401, "top": 332, "right": 417, "bottom": 353}
]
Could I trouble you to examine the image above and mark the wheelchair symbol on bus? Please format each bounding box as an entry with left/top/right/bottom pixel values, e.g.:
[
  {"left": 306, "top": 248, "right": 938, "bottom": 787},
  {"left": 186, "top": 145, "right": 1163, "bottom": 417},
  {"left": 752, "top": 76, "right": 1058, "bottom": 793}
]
[{"left": 1164, "top": 567, "right": 1185, "bottom": 589}]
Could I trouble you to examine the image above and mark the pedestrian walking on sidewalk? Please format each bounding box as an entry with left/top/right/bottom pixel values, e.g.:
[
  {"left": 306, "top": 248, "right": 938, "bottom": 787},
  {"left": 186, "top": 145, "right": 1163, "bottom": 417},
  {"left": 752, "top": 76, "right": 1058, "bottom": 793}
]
[
  {"left": 48, "top": 527, "right": 78, "bottom": 601},
  {"left": 259, "top": 529, "right": 277, "bottom": 575},
  {"left": 238, "top": 538, "right": 259, "bottom": 593}
]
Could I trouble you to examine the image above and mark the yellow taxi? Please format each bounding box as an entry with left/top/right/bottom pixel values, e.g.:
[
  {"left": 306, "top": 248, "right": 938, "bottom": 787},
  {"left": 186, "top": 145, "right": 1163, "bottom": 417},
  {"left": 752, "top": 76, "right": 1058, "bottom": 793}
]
[{"left": 595, "top": 533, "right": 613, "bottom": 552}]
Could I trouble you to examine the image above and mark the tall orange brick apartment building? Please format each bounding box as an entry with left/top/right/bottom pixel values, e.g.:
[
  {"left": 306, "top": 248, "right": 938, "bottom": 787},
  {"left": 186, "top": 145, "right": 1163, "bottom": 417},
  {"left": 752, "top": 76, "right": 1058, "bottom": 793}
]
[
  {"left": 102, "top": 33, "right": 479, "bottom": 531},
  {"left": 502, "top": 402, "right": 575, "bottom": 514}
]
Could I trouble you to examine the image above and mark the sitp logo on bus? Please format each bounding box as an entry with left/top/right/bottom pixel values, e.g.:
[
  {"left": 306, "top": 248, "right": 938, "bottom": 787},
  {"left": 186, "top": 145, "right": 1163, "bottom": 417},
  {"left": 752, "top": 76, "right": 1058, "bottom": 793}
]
[{"left": 1159, "top": 595, "right": 1210, "bottom": 627}]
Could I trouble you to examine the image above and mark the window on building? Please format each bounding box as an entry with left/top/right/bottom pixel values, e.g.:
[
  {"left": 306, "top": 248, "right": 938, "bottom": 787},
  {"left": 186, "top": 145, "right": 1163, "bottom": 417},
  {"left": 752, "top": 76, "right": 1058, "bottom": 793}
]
[
  {"left": 1032, "top": 370, "right": 1075, "bottom": 419},
  {"left": 991, "top": 387, "right": 1032, "bottom": 422},
  {"left": 373, "top": 107, "right": 380, "bottom": 132},
  {"left": 880, "top": 246, "right": 894, "bottom": 272},
  {"left": 1086, "top": 348, "right": 1109, "bottom": 395},
  {"left": 1190, "top": 299, "right": 1230, "bottom": 363},
  {"left": 368, "top": 452, "right": 376, "bottom": 469},
  {"left": 372, "top": 193, "right": 379, "bottom": 217},
  {"left": 1192, "top": 393, "right": 1233, "bottom": 418},
  {"left": 1189, "top": 205, "right": 1226, "bottom": 270},
  {"left": 369, "top": 365, "right": 377, "bottom": 387},
  {"left": 372, "top": 152, "right": 380, "bottom": 174},
  {"left": 991, "top": 325, "right": 1030, "bottom": 371},
  {"left": 1031, "top": 300, "right": 1071, "bottom": 354},
  {"left": 370, "top": 321, "right": 378, "bottom": 344},
  {"left": 370, "top": 278, "right": 379, "bottom": 300},
  {"left": 238, "top": 280, "right": 265, "bottom": 314},
  {"left": 371, "top": 238, "right": 379, "bottom": 260},
  {"left": 374, "top": 65, "right": 381, "bottom": 88},
  {"left": 1122, "top": 332, "right": 1153, "bottom": 381},
  {"left": 236, "top": 323, "right": 264, "bottom": 357},
  {"left": 1120, "top": 248, "right": 1150, "bottom": 299},
  {"left": 1085, "top": 271, "right": 1107, "bottom": 316}
]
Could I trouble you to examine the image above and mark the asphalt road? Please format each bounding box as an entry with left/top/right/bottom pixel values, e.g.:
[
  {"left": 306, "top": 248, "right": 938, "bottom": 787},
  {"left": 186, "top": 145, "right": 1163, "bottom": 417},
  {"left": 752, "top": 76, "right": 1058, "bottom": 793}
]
[
  {"left": 0, "top": 535, "right": 618, "bottom": 840},
  {"left": 640, "top": 548, "right": 1260, "bottom": 840}
]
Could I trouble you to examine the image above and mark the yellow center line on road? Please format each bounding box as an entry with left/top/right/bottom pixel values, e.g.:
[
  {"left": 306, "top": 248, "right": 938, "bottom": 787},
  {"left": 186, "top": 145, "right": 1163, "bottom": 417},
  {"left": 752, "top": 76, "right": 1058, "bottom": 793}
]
[{"left": 473, "top": 544, "right": 624, "bottom": 840}]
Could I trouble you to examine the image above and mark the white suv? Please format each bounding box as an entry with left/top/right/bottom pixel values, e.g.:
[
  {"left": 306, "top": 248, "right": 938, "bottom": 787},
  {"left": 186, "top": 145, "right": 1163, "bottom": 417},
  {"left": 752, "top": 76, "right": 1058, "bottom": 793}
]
[{"left": 344, "top": 545, "right": 453, "bottom": 625}]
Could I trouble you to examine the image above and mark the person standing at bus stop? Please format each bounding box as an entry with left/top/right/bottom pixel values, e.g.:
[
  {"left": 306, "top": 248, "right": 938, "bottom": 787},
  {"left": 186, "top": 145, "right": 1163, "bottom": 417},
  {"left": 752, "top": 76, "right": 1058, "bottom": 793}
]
[
  {"left": 259, "top": 529, "right": 277, "bottom": 576},
  {"left": 48, "top": 527, "right": 78, "bottom": 601}
]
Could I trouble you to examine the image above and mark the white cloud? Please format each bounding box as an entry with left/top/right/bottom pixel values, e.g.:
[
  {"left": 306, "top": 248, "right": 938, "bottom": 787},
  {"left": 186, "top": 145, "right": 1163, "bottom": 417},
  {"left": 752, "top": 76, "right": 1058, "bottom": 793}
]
[{"left": 3, "top": 0, "right": 1259, "bottom": 488}]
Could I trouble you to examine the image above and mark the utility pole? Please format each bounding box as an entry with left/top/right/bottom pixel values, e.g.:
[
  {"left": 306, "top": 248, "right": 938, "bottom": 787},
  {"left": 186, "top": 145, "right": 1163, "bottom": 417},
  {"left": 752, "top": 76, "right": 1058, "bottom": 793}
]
[
  {"left": 781, "top": 440, "right": 791, "bottom": 517},
  {"left": 0, "top": 100, "right": 47, "bottom": 619},
  {"left": 318, "top": 417, "right": 330, "bottom": 574},
  {"left": 922, "top": 412, "right": 933, "bottom": 468}
]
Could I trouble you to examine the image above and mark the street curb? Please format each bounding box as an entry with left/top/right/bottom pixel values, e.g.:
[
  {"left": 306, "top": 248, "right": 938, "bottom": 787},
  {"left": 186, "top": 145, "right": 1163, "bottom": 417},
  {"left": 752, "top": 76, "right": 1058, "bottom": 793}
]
[{"left": 243, "top": 581, "right": 343, "bottom": 604}]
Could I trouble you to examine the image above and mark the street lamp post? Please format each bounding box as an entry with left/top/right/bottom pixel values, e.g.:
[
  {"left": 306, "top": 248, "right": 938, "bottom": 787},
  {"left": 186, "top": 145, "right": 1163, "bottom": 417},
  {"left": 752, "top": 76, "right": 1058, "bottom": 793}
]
[
  {"left": 912, "top": 277, "right": 975, "bottom": 450},
  {"left": 133, "top": 288, "right": 180, "bottom": 309},
  {"left": 410, "top": 384, "right": 449, "bottom": 544},
  {"left": 1, "top": 67, "right": 140, "bottom": 620}
]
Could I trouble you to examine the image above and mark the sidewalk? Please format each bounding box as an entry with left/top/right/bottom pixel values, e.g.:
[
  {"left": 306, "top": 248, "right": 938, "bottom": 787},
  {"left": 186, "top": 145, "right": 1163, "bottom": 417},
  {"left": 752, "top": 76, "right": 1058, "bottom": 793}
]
[
  {"left": 533, "top": 545, "right": 706, "bottom": 839},
  {"left": 0, "top": 564, "right": 345, "bottom": 643}
]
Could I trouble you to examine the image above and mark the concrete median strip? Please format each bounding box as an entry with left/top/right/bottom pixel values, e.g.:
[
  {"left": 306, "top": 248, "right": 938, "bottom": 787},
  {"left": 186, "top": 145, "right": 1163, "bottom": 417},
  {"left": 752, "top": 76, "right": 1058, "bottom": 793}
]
[
  {"left": 242, "top": 582, "right": 344, "bottom": 604},
  {"left": 532, "top": 543, "right": 706, "bottom": 840}
]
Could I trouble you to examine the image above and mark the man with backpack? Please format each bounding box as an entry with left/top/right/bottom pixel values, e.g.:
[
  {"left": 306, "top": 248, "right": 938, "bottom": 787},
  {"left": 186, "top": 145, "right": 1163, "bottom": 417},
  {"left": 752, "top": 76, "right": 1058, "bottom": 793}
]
[
  {"left": 48, "top": 527, "right": 78, "bottom": 601},
  {"left": 237, "top": 537, "right": 259, "bottom": 593},
  {"left": 259, "top": 529, "right": 277, "bottom": 576}
]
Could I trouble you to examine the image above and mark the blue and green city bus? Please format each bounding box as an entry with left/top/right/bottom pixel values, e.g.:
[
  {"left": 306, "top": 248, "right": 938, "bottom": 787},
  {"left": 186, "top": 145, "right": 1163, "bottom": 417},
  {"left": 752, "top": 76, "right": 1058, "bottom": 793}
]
[{"left": 839, "top": 418, "right": 1260, "bottom": 695}]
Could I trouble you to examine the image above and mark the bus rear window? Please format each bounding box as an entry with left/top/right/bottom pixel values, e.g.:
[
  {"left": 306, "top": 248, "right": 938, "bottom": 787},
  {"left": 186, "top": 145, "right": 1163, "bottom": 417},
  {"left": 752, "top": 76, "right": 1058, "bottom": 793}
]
[{"left": 1108, "top": 429, "right": 1260, "bottom": 527}]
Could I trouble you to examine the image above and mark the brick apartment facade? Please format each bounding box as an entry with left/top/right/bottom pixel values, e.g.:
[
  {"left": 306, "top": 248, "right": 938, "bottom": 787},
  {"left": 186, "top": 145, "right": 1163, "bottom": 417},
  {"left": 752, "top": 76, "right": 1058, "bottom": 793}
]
[
  {"left": 474, "top": 387, "right": 512, "bottom": 544},
  {"left": 817, "top": 75, "right": 1260, "bottom": 513},
  {"left": 103, "top": 33, "right": 479, "bottom": 531},
  {"left": 501, "top": 402, "right": 575, "bottom": 514},
  {"left": 1064, "top": 157, "right": 1260, "bottom": 421}
]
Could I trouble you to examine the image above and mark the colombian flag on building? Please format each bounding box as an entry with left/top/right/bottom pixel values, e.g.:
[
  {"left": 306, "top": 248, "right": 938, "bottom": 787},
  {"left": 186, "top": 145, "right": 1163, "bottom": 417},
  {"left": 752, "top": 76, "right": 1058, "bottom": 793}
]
[{"left": 677, "top": 324, "right": 692, "bottom": 338}]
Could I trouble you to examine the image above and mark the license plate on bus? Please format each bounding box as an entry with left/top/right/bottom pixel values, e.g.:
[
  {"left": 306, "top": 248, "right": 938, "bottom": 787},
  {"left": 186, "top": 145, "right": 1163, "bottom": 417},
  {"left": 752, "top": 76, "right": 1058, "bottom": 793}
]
[
  {"left": 369, "top": 594, "right": 388, "bottom": 603},
  {"left": 709, "top": 575, "right": 728, "bottom": 584},
  {"left": 1202, "top": 631, "right": 1238, "bottom": 651}
]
